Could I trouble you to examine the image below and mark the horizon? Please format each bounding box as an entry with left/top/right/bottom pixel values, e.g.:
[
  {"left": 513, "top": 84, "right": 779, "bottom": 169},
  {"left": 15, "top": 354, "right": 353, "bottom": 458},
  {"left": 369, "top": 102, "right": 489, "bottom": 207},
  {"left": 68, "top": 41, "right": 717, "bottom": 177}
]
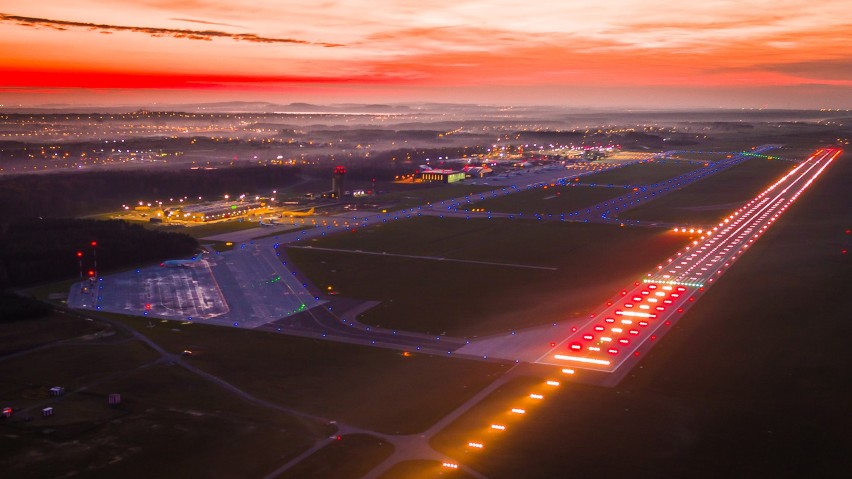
[{"left": 2, "top": 1, "right": 852, "bottom": 109}]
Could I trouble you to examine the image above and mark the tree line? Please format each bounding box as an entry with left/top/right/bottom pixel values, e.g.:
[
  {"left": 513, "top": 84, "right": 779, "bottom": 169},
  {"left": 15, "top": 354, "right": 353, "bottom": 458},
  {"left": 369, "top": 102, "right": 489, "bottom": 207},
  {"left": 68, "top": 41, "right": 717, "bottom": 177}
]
[
  {"left": 0, "top": 218, "right": 198, "bottom": 290},
  {"left": 0, "top": 165, "right": 302, "bottom": 219}
]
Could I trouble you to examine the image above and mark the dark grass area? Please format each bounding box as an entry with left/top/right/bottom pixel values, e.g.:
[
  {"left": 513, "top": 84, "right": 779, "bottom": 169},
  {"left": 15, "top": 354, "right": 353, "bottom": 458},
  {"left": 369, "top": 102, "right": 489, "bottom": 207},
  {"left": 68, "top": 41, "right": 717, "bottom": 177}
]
[
  {"left": 377, "top": 460, "right": 477, "bottom": 479},
  {"left": 0, "top": 364, "right": 325, "bottom": 479},
  {"left": 288, "top": 217, "right": 686, "bottom": 336},
  {"left": 430, "top": 376, "right": 545, "bottom": 456},
  {"left": 105, "top": 314, "right": 508, "bottom": 435},
  {"left": 275, "top": 434, "right": 394, "bottom": 479},
  {"left": 462, "top": 184, "right": 625, "bottom": 215},
  {"left": 577, "top": 160, "right": 704, "bottom": 186},
  {"left": 0, "top": 310, "right": 110, "bottom": 356},
  {"left": 430, "top": 149, "right": 852, "bottom": 478},
  {"left": 620, "top": 158, "right": 795, "bottom": 225},
  {"left": 0, "top": 341, "right": 159, "bottom": 399},
  {"left": 378, "top": 184, "right": 497, "bottom": 210}
]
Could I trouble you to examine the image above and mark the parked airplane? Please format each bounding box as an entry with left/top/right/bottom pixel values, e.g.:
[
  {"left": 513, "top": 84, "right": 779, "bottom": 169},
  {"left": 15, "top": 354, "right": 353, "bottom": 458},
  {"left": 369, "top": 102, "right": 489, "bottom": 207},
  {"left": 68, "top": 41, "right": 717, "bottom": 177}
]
[
  {"left": 260, "top": 208, "right": 316, "bottom": 225},
  {"left": 161, "top": 254, "right": 202, "bottom": 268},
  {"left": 285, "top": 207, "right": 315, "bottom": 217}
]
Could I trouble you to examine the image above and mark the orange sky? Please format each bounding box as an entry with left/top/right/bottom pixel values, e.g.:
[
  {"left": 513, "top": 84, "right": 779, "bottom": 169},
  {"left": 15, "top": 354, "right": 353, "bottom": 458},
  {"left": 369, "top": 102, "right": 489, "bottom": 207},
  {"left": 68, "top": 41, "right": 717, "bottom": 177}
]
[{"left": 1, "top": 1, "right": 851, "bottom": 108}]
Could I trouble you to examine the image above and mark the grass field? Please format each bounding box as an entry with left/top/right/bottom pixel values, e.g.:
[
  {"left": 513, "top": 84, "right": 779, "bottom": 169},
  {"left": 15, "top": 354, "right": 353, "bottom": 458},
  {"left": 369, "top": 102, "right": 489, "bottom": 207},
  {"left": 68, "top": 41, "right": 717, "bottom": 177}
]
[
  {"left": 275, "top": 434, "right": 394, "bottom": 479},
  {"left": 0, "top": 320, "right": 327, "bottom": 479},
  {"left": 429, "top": 375, "right": 545, "bottom": 457},
  {"left": 105, "top": 313, "right": 508, "bottom": 435},
  {"left": 577, "top": 160, "right": 703, "bottom": 186},
  {"left": 288, "top": 217, "right": 686, "bottom": 336},
  {"left": 427, "top": 148, "right": 852, "bottom": 478},
  {"left": 377, "top": 460, "right": 477, "bottom": 479},
  {"left": 621, "top": 158, "right": 795, "bottom": 225},
  {"left": 0, "top": 311, "right": 108, "bottom": 356},
  {"left": 0, "top": 364, "right": 327, "bottom": 479},
  {"left": 0, "top": 341, "right": 159, "bottom": 399},
  {"left": 377, "top": 184, "right": 497, "bottom": 210},
  {"left": 461, "top": 184, "right": 625, "bottom": 215}
]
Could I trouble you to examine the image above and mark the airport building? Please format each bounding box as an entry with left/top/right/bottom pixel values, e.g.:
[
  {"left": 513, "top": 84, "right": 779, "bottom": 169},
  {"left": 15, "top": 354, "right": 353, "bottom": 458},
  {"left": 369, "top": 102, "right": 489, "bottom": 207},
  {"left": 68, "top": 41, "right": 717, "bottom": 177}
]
[
  {"left": 417, "top": 169, "right": 466, "bottom": 183},
  {"left": 463, "top": 166, "right": 493, "bottom": 178},
  {"left": 164, "top": 200, "right": 265, "bottom": 222}
]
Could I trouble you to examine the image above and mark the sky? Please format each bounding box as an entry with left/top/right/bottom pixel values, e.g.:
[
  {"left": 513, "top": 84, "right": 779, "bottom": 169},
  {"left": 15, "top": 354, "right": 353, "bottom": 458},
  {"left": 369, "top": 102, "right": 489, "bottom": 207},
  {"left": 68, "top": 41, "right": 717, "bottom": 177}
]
[{"left": 1, "top": 0, "right": 851, "bottom": 108}]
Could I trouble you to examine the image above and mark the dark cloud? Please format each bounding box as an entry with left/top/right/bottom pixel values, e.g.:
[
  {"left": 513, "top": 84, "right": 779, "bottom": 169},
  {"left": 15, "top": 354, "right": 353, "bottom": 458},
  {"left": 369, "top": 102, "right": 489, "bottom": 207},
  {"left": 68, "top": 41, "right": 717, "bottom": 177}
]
[
  {"left": 0, "top": 12, "right": 342, "bottom": 47},
  {"left": 763, "top": 58, "right": 852, "bottom": 81},
  {"left": 170, "top": 18, "right": 245, "bottom": 29}
]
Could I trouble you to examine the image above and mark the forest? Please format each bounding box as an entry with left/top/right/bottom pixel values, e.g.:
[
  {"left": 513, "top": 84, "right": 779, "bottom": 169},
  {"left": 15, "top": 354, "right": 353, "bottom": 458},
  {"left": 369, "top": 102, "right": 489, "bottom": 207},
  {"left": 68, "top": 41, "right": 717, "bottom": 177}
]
[
  {"left": 0, "top": 165, "right": 302, "bottom": 219},
  {"left": 0, "top": 218, "right": 198, "bottom": 289}
]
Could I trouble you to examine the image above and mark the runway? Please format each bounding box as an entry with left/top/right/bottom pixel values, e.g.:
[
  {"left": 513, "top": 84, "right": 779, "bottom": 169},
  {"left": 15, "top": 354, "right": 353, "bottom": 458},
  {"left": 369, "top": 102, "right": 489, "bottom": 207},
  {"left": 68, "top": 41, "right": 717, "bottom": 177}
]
[{"left": 455, "top": 148, "right": 842, "bottom": 375}]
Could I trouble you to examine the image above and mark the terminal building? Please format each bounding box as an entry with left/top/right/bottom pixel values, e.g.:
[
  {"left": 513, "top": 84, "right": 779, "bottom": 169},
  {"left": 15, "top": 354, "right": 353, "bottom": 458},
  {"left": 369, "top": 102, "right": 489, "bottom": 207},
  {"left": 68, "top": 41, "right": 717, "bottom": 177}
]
[
  {"left": 164, "top": 200, "right": 266, "bottom": 222},
  {"left": 417, "top": 169, "right": 466, "bottom": 183}
]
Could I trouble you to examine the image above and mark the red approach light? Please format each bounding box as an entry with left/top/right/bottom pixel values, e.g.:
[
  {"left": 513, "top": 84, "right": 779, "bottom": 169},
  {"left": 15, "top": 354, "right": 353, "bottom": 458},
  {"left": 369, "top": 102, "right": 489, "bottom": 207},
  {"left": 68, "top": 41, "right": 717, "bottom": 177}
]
[
  {"left": 88, "top": 270, "right": 95, "bottom": 277},
  {"left": 334, "top": 166, "right": 347, "bottom": 175},
  {"left": 634, "top": 351, "right": 641, "bottom": 357},
  {"left": 145, "top": 303, "right": 151, "bottom": 310},
  {"left": 664, "top": 320, "right": 672, "bottom": 326},
  {"left": 621, "top": 290, "right": 627, "bottom": 296},
  {"left": 606, "top": 301, "right": 612, "bottom": 306},
  {"left": 688, "top": 297, "right": 695, "bottom": 302},
  {"left": 571, "top": 326, "right": 577, "bottom": 332},
  {"left": 90, "top": 241, "right": 97, "bottom": 247},
  {"left": 589, "top": 313, "right": 596, "bottom": 318},
  {"left": 549, "top": 342, "right": 556, "bottom": 348},
  {"left": 650, "top": 335, "right": 657, "bottom": 340},
  {"left": 677, "top": 308, "right": 684, "bottom": 313},
  {"left": 76, "top": 251, "right": 83, "bottom": 258}
]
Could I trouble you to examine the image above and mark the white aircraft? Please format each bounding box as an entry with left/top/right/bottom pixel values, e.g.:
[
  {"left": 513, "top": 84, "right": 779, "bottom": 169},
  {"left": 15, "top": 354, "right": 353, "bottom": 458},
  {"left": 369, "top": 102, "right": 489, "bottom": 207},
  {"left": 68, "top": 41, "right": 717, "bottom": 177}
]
[{"left": 161, "top": 255, "right": 202, "bottom": 268}]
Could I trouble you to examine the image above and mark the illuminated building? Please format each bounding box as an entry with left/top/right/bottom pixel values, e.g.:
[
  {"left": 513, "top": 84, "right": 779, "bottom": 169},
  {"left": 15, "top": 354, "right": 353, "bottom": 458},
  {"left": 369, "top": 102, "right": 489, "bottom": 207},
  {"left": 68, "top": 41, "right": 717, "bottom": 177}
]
[{"left": 417, "top": 169, "right": 466, "bottom": 183}]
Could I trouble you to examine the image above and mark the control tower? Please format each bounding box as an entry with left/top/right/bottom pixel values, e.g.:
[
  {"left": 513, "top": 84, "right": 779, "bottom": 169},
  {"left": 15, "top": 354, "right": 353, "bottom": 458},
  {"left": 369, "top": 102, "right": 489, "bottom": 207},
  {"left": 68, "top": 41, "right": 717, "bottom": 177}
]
[{"left": 332, "top": 166, "right": 346, "bottom": 199}]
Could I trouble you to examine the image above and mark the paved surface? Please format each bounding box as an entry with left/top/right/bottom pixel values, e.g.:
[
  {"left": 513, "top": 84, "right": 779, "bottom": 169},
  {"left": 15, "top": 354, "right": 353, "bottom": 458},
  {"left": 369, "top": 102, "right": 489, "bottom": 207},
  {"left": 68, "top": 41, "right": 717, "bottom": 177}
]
[
  {"left": 67, "top": 145, "right": 818, "bottom": 373},
  {"left": 69, "top": 241, "right": 326, "bottom": 329},
  {"left": 455, "top": 148, "right": 841, "bottom": 377},
  {"left": 200, "top": 222, "right": 305, "bottom": 243},
  {"left": 567, "top": 145, "right": 778, "bottom": 224}
]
